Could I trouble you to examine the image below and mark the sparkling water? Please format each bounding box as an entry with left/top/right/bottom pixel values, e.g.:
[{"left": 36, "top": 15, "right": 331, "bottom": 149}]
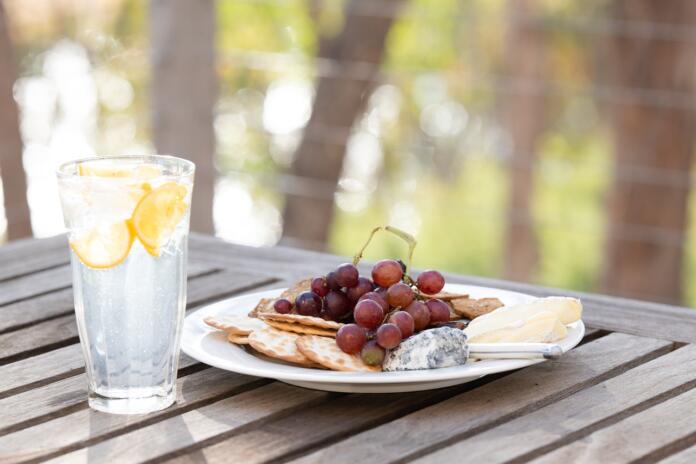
[
  {"left": 57, "top": 155, "right": 194, "bottom": 414},
  {"left": 71, "top": 238, "right": 187, "bottom": 410}
]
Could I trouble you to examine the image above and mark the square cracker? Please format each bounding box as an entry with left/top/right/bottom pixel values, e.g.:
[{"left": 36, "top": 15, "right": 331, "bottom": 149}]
[
  {"left": 263, "top": 319, "right": 336, "bottom": 337},
  {"left": 204, "top": 314, "right": 266, "bottom": 336},
  {"left": 450, "top": 297, "right": 504, "bottom": 319},
  {"left": 259, "top": 313, "right": 343, "bottom": 331},
  {"left": 227, "top": 333, "right": 250, "bottom": 345},
  {"left": 248, "top": 278, "right": 312, "bottom": 318},
  {"left": 296, "top": 335, "right": 380, "bottom": 372},
  {"left": 248, "top": 326, "right": 315, "bottom": 366}
]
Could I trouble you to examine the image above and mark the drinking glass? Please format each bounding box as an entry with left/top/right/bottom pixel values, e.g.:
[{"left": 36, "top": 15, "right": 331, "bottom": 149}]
[{"left": 57, "top": 155, "right": 195, "bottom": 414}]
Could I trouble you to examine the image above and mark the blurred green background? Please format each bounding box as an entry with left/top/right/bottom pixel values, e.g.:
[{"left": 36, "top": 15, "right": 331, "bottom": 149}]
[{"left": 2, "top": 0, "right": 695, "bottom": 306}]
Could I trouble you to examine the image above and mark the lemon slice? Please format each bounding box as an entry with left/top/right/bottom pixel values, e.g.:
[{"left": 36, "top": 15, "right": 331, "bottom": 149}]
[
  {"left": 131, "top": 182, "right": 188, "bottom": 255},
  {"left": 79, "top": 163, "right": 163, "bottom": 179},
  {"left": 70, "top": 221, "right": 134, "bottom": 269}
]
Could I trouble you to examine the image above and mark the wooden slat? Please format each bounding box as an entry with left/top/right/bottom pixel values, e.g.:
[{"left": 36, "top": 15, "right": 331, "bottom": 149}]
[
  {"left": 411, "top": 344, "right": 696, "bottom": 464},
  {"left": 172, "top": 331, "right": 601, "bottom": 464},
  {"left": 0, "top": 344, "right": 83, "bottom": 398},
  {"left": 0, "top": 266, "right": 72, "bottom": 307},
  {"left": 287, "top": 333, "right": 672, "bottom": 464},
  {"left": 0, "top": 368, "right": 266, "bottom": 463},
  {"left": 660, "top": 444, "right": 696, "bottom": 464},
  {"left": 0, "top": 340, "right": 198, "bottom": 400},
  {"left": 0, "top": 260, "right": 217, "bottom": 333},
  {"left": 0, "top": 236, "right": 67, "bottom": 281},
  {"left": 0, "top": 269, "right": 270, "bottom": 363},
  {"left": 0, "top": 354, "right": 201, "bottom": 435},
  {"left": 165, "top": 382, "right": 492, "bottom": 464},
  {"left": 531, "top": 386, "right": 696, "bottom": 463},
  {"left": 45, "top": 383, "right": 328, "bottom": 464}
]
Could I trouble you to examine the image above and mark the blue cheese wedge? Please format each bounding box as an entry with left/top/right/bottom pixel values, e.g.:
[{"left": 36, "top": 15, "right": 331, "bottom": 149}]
[{"left": 383, "top": 327, "right": 469, "bottom": 372}]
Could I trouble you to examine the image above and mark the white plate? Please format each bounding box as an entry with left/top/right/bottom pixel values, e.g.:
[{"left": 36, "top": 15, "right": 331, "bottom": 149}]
[{"left": 181, "top": 284, "right": 585, "bottom": 393}]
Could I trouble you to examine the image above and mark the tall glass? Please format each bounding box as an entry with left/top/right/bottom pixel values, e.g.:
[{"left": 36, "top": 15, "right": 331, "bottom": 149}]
[{"left": 57, "top": 155, "right": 195, "bottom": 414}]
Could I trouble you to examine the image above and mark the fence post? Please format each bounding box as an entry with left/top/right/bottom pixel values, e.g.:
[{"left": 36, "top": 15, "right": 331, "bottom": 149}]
[
  {"left": 150, "top": 0, "right": 217, "bottom": 233},
  {"left": 281, "top": 0, "right": 403, "bottom": 250},
  {"left": 500, "top": 0, "right": 548, "bottom": 282},
  {"left": 601, "top": 0, "right": 696, "bottom": 304},
  {"left": 0, "top": 3, "right": 31, "bottom": 240}
]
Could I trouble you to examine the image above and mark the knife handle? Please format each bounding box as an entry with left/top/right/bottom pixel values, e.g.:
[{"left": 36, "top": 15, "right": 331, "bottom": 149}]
[{"left": 468, "top": 343, "right": 564, "bottom": 360}]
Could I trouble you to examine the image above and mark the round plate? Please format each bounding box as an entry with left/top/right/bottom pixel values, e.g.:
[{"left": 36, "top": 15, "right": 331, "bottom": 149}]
[{"left": 181, "top": 284, "right": 585, "bottom": 393}]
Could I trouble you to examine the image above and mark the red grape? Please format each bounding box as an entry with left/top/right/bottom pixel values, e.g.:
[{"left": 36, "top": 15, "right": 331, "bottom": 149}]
[
  {"left": 426, "top": 298, "right": 450, "bottom": 324},
  {"left": 371, "top": 259, "right": 403, "bottom": 288},
  {"left": 295, "top": 291, "right": 322, "bottom": 317},
  {"left": 416, "top": 270, "right": 445, "bottom": 295},
  {"left": 358, "top": 291, "right": 389, "bottom": 314},
  {"left": 353, "top": 299, "right": 384, "bottom": 330},
  {"left": 335, "top": 263, "right": 359, "bottom": 288},
  {"left": 326, "top": 271, "right": 341, "bottom": 291},
  {"left": 336, "top": 324, "right": 367, "bottom": 354},
  {"left": 324, "top": 290, "right": 352, "bottom": 321},
  {"left": 311, "top": 277, "right": 330, "bottom": 297},
  {"left": 361, "top": 340, "right": 386, "bottom": 366},
  {"left": 387, "top": 282, "right": 415, "bottom": 308},
  {"left": 347, "top": 277, "right": 374, "bottom": 302},
  {"left": 376, "top": 323, "right": 402, "bottom": 349},
  {"left": 273, "top": 298, "right": 293, "bottom": 314},
  {"left": 388, "top": 311, "right": 415, "bottom": 338},
  {"left": 405, "top": 301, "right": 431, "bottom": 331}
]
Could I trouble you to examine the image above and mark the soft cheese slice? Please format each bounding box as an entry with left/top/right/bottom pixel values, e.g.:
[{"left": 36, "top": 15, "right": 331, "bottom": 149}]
[
  {"left": 467, "top": 310, "right": 567, "bottom": 343},
  {"left": 464, "top": 296, "right": 582, "bottom": 342}
]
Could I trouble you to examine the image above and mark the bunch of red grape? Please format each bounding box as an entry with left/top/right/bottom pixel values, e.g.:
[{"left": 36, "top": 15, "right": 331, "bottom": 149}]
[{"left": 274, "top": 258, "right": 449, "bottom": 367}]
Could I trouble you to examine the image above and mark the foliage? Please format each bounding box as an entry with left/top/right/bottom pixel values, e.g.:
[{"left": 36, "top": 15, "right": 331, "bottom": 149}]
[{"left": 5, "top": 0, "right": 696, "bottom": 307}]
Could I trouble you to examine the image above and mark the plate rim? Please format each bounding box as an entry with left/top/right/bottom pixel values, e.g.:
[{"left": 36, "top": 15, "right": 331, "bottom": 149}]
[{"left": 181, "top": 284, "right": 585, "bottom": 385}]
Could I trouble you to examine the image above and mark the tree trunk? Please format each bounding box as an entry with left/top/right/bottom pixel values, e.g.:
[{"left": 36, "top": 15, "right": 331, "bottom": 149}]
[
  {"left": 281, "top": 0, "right": 403, "bottom": 250},
  {"left": 602, "top": 0, "right": 696, "bottom": 304},
  {"left": 150, "top": 0, "right": 217, "bottom": 233},
  {"left": 0, "top": 3, "right": 31, "bottom": 240},
  {"left": 501, "top": 0, "right": 548, "bottom": 281}
]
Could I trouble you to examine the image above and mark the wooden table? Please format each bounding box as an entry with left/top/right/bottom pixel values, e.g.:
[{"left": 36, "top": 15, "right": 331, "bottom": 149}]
[{"left": 3, "top": 234, "right": 696, "bottom": 463}]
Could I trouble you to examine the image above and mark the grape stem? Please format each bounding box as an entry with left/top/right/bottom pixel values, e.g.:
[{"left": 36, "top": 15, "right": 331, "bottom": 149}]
[{"left": 352, "top": 226, "right": 417, "bottom": 277}]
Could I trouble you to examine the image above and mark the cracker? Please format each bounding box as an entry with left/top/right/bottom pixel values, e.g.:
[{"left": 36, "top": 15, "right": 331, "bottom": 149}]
[
  {"left": 419, "top": 290, "right": 470, "bottom": 301},
  {"left": 227, "top": 333, "right": 250, "bottom": 345},
  {"left": 280, "top": 278, "right": 312, "bottom": 301},
  {"left": 263, "top": 320, "right": 337, "bottom": 337},
  {"left": 248, "top": 279, "right": 312, "bottom": 318},
  {"left": 259, "top": 313, "right": 343, "bottom": 331},
  {"left": 204, "top": 314, "right": 266, "bottom": 336},
  {"left": 450, "top": 297, "right": 504, "bottom": 319},
  {"left": 448, "top": 304, "right": 463, "bottom": 321},
  {"left": 296, "top": 335, "right": 380, "bottom": 372},
  {"left": 248, "top": 298, "right": 274, "bottom": 318},
  {"left": 248, "top": 326, "right": 314, "bottom": 366}
]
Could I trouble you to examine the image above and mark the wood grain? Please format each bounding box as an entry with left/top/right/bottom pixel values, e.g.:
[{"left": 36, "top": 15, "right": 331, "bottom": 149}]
[
  {"left": 0, "top": 353, "right": 201, "bottom": 435},
  {"left": 164, "top": 379, "right": 500, "bottom": 464},
  {"left": 0, "top": 344, "right": 83, "bottom": 398},
  {"left": 531, "top": 385, "right": 696, "bottom": 463},
  {"left": 288, "top": 333, "right": 672, "bottom": 464},
  {"left": 0, "top": 238, "right": 67, "bottom": 282},
  {"left": 412, "top": 344, "right": 696, "bottom": 464},
  {"left": 0, "top": 368, "right": 265, "bottom": 463},
  {"left": 45, "top": 383, "right": 328, "bottom": 464},
  {"left": 0, "top": 266, "right": 72, "bottom": 307},
  {"left": 0, "top": 233, "right": 63, "bottom": 266},
  {"left": 0, "top": 270, "right": 270, "bottom": 362},
  {"left": 0, "top": 260, "right": 218, "bottom": 333},
  {"left": 660, "top": 444, "right": 696, "bottom": 464}
]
